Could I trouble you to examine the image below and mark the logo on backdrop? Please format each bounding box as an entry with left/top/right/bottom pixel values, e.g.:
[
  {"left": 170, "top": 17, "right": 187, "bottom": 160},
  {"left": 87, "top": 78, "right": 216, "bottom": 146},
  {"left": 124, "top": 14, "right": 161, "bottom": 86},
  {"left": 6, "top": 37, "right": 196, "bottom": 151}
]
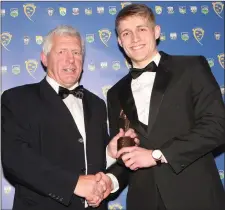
[
  {"left": 214, "top": 32, "right": 221, "bottom": 40},
  {"left": 25, "top": 59, "right": 38, "bottom": 79},
  {"left": 108, "top": 203, "right": 123, "bottom": 210},
  {"left": 24, "top": 36, "right": 30, "bottom": 45},
  {"left": 4, "top": 185, "right": 12, "bottom": 195},
  {"left": 219, "top": 170, "right": 224, "bottom": 180},
  {"left": 125, "top": 59, "right": 132, "bottom": 69},
  {"left": 85, "top": 7, "right": 92, "bottom": 15},
  {"left": 1, "top": 66, "right": 7, "bottom": 74},
  {"left": 88, "top": 62, "right": 96, "bottom": 71},
  {"left": 36, "top": 36, "right": 43, "bottom": 45},
  {"left": 102, "top": 85, "right": 112, "bottom": 98},
  {"left": 97, "top": 7, "right": 104, "bottom": 14},
  {"left": 190, "top": 6, "right": 198, "bottom": 14},
  {"left": 72, "top": 8, "right": 79, "bottom": 15},
  {"left": 0, "top": 32, "right": 12, "bottom": 51},
  {"left": 201, "top": 5, "right": 209, "bottom": 15},
  {"left": 192, "top": 27, "right": 204, "bottom": 45},
  {"left": 207, "top": 58, "right": 214, "bottom": 68},
  {"left": 109, "top": 6, "right": 117, "bottom": 15},
  {"left": 23, "top": 3, "right": 36, "bottom": 21},
  {"left": 170, "top": 32, "right": 177, "bottom": 40},
  {"left": 47, "top": 8, "right": 54, "bottom": 16},
  {"left": 217, "top": 53, "right": 224, "bottom": 69},
  {"left": 112, "top": 61, "right": 120, "bottom": 71},
  {"left": 0, "top": 9, "right": 6, "bottom": 17},
  {"left": 155, "top": 6, "right": 163, "bottom": 15},
  {"left": 181, "top": 32, "right": 189, "bottom": 41},
  {"left": 167, "top": 6, "right": 174, "bottom": 14},
  {"left": 86, "top": 34, "right": 95, "bottom": 43},
  {"left": 220, "top": 85, "right": 225, "bottom": 96},
  {"left": 100, "top": 62, "right": 108, "bottom": 69},
  {"left": 160, "top": 32, "right": 166, "bottom": 41},
  {"left": 59, "top": 7, "right": 66, "bottom": 16},
  {"left": 121, "top": 2, "right": 132, "bottom": 9},
  {"left": 98, "top": 29, "right": 111, "bottom": 47},
  {"left": 12, "top": 65, "right": 20, "bottom": 75},
  {"left": 212, "top": 2, "right": 224, "bottom": 18},
  {"left": 179, "top": 6, "right": 187, "bottom": 14},
  {"left": 10, "top": 8, "right": 18, "bottom": 17}
]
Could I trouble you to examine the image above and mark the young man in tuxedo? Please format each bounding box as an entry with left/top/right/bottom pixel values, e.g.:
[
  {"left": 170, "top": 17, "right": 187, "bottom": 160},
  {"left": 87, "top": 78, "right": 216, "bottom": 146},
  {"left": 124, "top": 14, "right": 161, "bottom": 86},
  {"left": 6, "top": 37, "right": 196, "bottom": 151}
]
[
  {"left": 1, "top": 25, "right": 136, "bottom": 210},
  {"left": 106, "top": 4, "right": 225, "bottom": 210}
]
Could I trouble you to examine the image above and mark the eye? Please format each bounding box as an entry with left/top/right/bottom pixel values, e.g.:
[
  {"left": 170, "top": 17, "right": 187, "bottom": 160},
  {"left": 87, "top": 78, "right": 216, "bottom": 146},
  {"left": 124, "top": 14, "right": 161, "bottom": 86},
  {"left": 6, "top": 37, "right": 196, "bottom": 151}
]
[
  {"left": 139, "top": 28, "right": 146, "bottom": 32},
  {"left": 122, "top": 32, "right": 130, "bottom": 37},
  {"left": 72, "top": 51, "right": 82, "bottom": 56},
  {"left": 57, "top": 49, "right": 67, "bottom": 54}
]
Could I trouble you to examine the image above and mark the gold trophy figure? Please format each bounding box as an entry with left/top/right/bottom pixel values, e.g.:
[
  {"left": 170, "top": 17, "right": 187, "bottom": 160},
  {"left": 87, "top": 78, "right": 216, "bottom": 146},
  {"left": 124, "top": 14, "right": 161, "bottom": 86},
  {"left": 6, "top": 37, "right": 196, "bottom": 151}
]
[{"left": 117, "top": 110, "right": 135, "bottom": 163}]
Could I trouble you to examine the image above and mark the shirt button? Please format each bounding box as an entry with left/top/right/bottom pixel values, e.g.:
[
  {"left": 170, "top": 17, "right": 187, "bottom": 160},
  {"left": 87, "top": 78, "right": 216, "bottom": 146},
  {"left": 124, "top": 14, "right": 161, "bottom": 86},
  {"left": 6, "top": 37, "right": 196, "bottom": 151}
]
[{"left": 78, "top": 138, "right": 83, "bottom": 143}]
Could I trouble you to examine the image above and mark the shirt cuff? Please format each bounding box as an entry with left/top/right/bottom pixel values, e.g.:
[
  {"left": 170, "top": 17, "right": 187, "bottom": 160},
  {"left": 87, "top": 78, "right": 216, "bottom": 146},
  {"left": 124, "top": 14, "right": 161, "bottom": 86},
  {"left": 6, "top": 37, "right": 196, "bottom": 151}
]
[
  {"left": 106, "top": 173, "right": 119, "bottom": 193},
  {"left": 106, "top": 146, "right": 117, "bottom": 168},
  {"left": 161, "top": 153, "right": 168, "bottom": 163}
]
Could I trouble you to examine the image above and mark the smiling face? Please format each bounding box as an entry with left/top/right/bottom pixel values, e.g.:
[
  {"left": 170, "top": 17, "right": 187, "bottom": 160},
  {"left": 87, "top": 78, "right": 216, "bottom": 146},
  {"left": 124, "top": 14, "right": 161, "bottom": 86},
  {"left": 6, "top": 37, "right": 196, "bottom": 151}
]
[
  {"left": 117, "top": 15, "right": 160, "bottom": 68},
  {"left": 41, "top": 34, "right": 83, "bottom": 88}
]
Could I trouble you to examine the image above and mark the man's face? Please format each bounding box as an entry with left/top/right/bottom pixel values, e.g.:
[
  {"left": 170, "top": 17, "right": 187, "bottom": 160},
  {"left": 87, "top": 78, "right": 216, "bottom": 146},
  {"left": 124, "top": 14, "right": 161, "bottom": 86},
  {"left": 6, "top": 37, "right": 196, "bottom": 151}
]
[
  {"left": 41, "top": 34, "right": 83, "bottom": 88},
  {"left": 117, "top": 15, "right": 160, "bottom": 68}
]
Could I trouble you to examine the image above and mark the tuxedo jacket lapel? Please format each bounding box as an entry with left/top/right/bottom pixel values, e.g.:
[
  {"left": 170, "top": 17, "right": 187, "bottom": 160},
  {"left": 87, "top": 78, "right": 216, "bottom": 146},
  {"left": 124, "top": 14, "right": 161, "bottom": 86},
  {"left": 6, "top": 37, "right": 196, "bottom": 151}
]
[
  {"left": 118, "top": 75, "right": 149, "bottom": 140},
  {"left": 147, "top": 52, "right": 172, "bottom": 135}
]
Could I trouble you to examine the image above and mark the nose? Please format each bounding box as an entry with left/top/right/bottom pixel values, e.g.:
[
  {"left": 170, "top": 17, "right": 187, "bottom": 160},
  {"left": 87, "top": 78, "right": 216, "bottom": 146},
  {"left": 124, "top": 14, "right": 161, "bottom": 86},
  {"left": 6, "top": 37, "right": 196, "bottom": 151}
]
[
  {"left": 132, "top": 32, "right": 140, "bottom": 43},
  {"left": 66, "top": 51, "right": 75, "bottom": 64}
]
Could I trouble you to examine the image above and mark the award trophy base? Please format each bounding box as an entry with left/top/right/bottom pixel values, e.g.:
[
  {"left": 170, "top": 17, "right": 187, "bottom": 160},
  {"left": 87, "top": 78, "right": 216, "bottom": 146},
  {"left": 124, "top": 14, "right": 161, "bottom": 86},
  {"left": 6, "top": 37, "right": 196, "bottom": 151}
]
[{"left": 117, "top": 136, "right": 135, "bottom": 165}]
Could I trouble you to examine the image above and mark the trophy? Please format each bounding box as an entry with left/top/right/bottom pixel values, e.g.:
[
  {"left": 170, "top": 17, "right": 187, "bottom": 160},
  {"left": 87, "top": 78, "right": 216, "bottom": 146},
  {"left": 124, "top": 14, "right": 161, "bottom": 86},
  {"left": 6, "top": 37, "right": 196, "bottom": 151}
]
[{"left": 117, "top": 110, "right": 135, "bottom": 163}]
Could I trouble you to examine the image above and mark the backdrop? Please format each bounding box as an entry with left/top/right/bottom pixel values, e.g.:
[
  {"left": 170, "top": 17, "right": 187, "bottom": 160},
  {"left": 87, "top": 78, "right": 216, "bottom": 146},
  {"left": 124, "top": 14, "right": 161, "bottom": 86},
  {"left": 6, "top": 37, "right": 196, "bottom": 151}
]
[{"left": 1, "top": 1, "right": 224, "bottom": 209}]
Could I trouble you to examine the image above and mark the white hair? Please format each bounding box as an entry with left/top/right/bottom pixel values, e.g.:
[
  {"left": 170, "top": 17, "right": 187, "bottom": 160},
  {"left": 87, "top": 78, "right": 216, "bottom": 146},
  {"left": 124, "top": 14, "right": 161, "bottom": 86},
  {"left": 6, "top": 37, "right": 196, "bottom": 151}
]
[{"left": 42, "top": 25, "right": 85, "bottom": 55}]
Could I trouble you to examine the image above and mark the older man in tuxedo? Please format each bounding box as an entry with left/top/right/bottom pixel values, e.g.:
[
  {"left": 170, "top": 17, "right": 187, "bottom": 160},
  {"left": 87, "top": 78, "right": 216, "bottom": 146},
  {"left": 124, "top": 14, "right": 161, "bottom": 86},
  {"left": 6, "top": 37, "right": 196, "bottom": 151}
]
[{"left": 1, "top": 25, "right": 136, "bottom": 210}]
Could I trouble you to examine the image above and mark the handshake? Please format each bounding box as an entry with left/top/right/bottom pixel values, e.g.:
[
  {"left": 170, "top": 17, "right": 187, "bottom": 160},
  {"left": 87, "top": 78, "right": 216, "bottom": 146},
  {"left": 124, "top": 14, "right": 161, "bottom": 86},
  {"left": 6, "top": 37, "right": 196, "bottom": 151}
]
[
  {"left": 74, "top": 128, "right": 139, "bottom": 208},
  {"left": 74, "top": 172, "right": 113, "bottom": 208}
]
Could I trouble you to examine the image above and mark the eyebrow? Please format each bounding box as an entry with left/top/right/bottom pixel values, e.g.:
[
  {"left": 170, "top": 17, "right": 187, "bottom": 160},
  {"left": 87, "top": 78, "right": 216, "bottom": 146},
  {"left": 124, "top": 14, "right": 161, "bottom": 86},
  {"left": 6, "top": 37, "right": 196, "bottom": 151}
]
[{"left": 119, "top": 24, "right": 149, "bottom": 34}]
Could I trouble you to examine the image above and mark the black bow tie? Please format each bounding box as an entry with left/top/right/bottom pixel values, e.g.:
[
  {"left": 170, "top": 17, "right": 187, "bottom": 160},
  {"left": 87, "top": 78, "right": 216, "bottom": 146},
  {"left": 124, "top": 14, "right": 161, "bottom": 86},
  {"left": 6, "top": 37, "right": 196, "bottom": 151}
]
[
  {"left": 58, "top": 85, "right": 84, "bottom": 99},
  {"left": 130, "top": 61, "right": 157, "bottom": 79}
]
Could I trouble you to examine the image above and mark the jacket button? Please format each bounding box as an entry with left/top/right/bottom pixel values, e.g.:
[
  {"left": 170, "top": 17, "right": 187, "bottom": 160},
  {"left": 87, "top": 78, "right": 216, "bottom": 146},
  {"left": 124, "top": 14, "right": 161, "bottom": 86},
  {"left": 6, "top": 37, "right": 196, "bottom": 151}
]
[
  {"left": 78, "top": 138, "right": 83, "bottom": 143},
  {"left": 81, "top": 168, "right": 86, "bottom": 174},
  {"left": 80, "top": 198, "right": 85, "bottom": 204}
]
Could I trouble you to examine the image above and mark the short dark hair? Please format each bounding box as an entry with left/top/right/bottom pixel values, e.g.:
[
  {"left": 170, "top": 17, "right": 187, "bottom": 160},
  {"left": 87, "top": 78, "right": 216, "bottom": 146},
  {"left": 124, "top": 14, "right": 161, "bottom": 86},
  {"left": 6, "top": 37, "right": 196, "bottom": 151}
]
[{"left": 115, "top": 4, "right": 156, "bottom": 32}]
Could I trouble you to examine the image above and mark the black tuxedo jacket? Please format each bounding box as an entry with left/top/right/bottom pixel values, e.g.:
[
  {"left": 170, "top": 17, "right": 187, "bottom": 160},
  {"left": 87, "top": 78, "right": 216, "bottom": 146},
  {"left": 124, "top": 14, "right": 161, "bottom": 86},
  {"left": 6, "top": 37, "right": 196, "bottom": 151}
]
[
  {"left": 1, "top": 79, "right": 109, "bottom": 210},
  {"left": 107, "top": 52, "right": 225, "bottom": 210}
]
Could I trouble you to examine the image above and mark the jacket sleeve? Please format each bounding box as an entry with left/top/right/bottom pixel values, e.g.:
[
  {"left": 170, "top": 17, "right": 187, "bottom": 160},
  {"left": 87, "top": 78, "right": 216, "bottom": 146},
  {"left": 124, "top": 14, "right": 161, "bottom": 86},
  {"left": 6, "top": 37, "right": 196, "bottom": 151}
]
[
  {"left": 1, "top": 91, "right": 79, "bottom": 206},
  {"left": 161, "top": 56, "right": 225, "bottom": 174}
]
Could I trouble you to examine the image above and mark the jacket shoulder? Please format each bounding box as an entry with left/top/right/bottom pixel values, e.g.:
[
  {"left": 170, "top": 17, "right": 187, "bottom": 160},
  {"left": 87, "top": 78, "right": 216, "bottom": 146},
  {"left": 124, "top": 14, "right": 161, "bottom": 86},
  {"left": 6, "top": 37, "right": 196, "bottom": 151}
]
[
  {"left": 2, "top": 83, "right": 40, "bottom": 101},
  {"left": 107, "top": 74, "right": 129, "bottom": 97}
]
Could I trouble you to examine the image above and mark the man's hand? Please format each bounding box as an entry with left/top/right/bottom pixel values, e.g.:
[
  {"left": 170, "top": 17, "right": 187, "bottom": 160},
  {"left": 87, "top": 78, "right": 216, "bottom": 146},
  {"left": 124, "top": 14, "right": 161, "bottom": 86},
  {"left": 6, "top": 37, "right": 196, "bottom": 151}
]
[
  {"left": 116, "top": 147, "right": 157, "bottom": 170},
  {"left": 107, "top": 128, "right": 139, "bottom": 159},
  {"left": 74, "top": 174, "right": 104, "bottom": 204},
  {"left": 87, "top": 172, "right": 113, "bottom": 207}
]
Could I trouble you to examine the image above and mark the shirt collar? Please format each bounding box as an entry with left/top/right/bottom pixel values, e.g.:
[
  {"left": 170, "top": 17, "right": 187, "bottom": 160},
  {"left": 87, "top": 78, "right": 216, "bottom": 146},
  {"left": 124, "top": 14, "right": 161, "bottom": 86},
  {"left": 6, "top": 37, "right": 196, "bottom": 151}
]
[
  {"left": 46, "top": 75, "right": 79, "bottom": 94},
  {"left": 152, "top": 52, "right": 161, "bottom": 66}
]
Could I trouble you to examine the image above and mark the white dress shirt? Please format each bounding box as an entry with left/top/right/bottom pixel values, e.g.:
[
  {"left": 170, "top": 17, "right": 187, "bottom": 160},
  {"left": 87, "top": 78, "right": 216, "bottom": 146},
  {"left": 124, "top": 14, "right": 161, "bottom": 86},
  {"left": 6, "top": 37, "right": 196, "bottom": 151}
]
[
  {"left": 46, "top": 76, "right": 117, "bottom": 207},
  {"left": 131, "top": 53, "right": 160, "bottom": 125}
]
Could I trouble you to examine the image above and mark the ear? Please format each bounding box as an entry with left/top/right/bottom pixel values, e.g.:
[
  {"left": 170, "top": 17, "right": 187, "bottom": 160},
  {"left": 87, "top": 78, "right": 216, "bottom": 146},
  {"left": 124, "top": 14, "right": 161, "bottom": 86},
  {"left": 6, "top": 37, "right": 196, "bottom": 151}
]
[
  {"left": 117, "top": 36, "right": 123, "bottom": 48},
  {"left": 154, "top": 25, "right": 161, "bottom": 40},
  {"left": 40, "top": 52, "right": 48, "bottom": 67}
]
